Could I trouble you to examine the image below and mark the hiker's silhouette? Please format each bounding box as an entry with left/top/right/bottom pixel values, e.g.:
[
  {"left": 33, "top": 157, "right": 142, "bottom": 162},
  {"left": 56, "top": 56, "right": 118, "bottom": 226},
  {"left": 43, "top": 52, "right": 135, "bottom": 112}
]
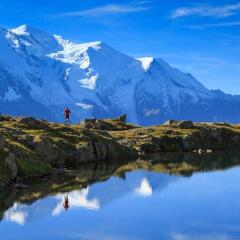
[
  {"left": 63, "top": 194, "right": 70, "bottom": 211},
  {"left": 64, "top": 107, "right": 71, "bottom": 126}
]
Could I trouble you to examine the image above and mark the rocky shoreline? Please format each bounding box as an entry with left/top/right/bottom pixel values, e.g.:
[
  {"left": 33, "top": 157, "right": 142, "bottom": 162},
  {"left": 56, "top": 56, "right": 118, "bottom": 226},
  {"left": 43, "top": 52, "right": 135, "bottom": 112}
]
[{"left": 1, "top": 114, "right": 240, "bottom": 186}]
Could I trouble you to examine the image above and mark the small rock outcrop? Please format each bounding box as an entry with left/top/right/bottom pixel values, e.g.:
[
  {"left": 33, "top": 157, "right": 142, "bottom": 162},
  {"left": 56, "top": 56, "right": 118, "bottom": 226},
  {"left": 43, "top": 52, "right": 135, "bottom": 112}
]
[
  {"left": 17, "top": 117, "right": 48, "bottom": 129},
  {"left": 81, "top": 115, "right": 136, "bottom": 131},
  {"left": 113, "top": 114, "right": 127, "bottom": 123},
  {"left": 81, "top": 119, "right": 115, "bottom": 131},
  {"left": 163, "top": 120, "right": 194, "bottom": 129}
]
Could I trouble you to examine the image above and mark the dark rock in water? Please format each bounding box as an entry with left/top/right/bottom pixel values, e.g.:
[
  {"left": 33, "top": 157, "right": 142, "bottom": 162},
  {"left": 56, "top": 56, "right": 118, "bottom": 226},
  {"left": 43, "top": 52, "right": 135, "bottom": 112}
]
[
  {"left": 163, "top": 120, "right": 194, "bottom": 129},
  {"left": 14, "top": 183, "right": 28, "bottom": 189},
  {"left": 113, "top": 114, "right": 127, "bottom": 123}
]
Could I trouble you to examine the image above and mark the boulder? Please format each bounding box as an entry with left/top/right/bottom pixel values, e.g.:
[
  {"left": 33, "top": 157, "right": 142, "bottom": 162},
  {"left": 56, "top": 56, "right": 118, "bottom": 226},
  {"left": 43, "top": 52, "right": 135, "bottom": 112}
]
[
  {"left": 163, "top": 120, "right": 177, "bottom": 126},
  {"left": 84, "top": 118, "right": 97, "bottom": 124},
  {"left": 80, "top": 115, "right": 136, "bottom": 131},
  {"left": 113, "top": 114, "right": 127, "bottom": 123},
  {"left": 178, "top": 121, "right": 194, "bottom": 129},
  {"left": 163, "top": 120, "right": 194, "bottom": 129},
  {"left": 17, "top": 117, "right": 47, "bottom": 129},
  {"left": 81, "top": 119, "right": 114, "bottom": 130}
]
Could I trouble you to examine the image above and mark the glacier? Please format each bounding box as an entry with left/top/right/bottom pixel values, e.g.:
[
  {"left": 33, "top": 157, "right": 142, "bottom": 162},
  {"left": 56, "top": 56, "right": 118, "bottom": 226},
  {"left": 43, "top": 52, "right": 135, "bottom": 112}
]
[{"left": 0, "top": 24, "right": 240, "bottom": 125}]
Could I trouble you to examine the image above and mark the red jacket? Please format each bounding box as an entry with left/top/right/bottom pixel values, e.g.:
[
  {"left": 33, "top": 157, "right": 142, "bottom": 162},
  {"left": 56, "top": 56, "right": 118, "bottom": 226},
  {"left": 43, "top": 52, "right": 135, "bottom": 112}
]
[{"left": 64, "top": 109, "right": 71, "bottom": 118}]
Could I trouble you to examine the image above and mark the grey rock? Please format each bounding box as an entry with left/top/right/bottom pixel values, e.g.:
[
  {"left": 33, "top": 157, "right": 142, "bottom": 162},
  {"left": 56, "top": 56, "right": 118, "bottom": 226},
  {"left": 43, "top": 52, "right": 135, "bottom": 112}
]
[
  {"left": 178, "top": 121, "right": 194, "bottom": 129},
  {"left": 33, "top": 135, "right": 65, "bottom": 166},
  {"left": 113, "top": 114, "right": 127, "bottom": 123},
  {"left": 163, "top": 120, "right": 177, "bottom": 126},
  {"left": 163, "top": 120, "right": 194, "bottom": 129},
  {"left": 83, "top": 118, "right": 97, "bottom": 124},
  {"left": 17, "top": 117, "right": 47, "bottom": 129}
]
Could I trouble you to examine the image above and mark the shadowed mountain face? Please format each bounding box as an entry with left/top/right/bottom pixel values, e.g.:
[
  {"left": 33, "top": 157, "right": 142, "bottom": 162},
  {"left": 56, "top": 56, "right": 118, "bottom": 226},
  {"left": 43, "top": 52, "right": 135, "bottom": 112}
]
[{"left": 1, "top": 25, "right": 240, "bottom": 125}]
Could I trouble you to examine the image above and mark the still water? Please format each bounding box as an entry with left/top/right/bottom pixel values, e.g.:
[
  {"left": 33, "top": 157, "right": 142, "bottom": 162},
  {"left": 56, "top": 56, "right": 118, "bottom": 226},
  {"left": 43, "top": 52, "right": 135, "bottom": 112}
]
[{"left": 1, "top": 153, "right": 240, "bottom": 240}]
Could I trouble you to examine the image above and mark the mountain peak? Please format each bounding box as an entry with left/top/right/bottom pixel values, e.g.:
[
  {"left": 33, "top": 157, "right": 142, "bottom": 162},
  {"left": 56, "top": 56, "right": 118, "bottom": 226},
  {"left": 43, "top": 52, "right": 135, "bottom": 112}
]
[
  {"left": 11, "top": 24, "right": 45, "bottom": 36},
  {"left": 137, "top": 57, "right": 154, "bottom": 71},
  {"left": 1, "top": 24, "right": 239, "bottom": 124},
  {"left": 10, "top": 24, "right": 61, "bottom": 54},
  {"left": 78, "top": 41, "right": 104, "bottom": 50}
]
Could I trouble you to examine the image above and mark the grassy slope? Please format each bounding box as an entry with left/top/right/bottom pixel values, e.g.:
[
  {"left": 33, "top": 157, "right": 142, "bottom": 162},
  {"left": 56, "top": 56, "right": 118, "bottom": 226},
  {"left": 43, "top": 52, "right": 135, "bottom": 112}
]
[
  {"left": 109, "top": 123, "right": 240, "bottom": 151},
  {"left": 1, "top": 116, "right": 240, "bottom": 183}
]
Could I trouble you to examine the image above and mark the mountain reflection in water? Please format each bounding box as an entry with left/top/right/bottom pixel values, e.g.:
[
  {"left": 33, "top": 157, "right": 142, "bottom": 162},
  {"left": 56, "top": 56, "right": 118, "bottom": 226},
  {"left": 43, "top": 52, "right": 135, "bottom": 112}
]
[
  {"left": 1, "top": 151, "right": 240, "bottom": 240},
  {"left": 4, "top": 171, "right": 179, "bottom": 225}
]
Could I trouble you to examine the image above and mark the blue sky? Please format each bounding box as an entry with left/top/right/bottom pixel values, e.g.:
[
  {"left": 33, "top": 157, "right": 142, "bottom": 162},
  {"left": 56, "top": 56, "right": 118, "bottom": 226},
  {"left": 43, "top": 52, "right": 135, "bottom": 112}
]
[{"left": 0, "top": 0, "right": 240, "bottom": 94}]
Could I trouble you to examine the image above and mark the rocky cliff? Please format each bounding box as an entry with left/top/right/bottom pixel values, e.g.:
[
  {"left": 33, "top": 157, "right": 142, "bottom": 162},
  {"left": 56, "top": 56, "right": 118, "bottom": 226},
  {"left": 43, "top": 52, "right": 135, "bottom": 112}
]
[{"left": 1, "top": 115, "right": 240, "bottom": 186}]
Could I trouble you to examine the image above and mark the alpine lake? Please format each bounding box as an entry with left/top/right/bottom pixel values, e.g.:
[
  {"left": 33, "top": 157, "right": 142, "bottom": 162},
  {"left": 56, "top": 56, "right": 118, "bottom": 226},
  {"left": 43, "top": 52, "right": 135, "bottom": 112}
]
[{"left": 1, "top": 151, "right": 240, "bottom": 240}]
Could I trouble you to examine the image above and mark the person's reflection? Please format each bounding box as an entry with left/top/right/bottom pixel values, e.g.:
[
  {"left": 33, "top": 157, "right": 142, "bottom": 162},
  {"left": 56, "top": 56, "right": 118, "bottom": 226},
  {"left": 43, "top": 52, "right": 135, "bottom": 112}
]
[{"left": 63, "top": 194, "right": 70, "bottom": 212}]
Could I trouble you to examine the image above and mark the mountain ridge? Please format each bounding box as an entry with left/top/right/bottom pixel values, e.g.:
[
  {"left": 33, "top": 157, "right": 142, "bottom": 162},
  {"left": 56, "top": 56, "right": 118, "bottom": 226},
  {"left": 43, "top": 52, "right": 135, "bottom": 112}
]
[{"left": 0, "top": 24, "right": 240, "bottom": 124}]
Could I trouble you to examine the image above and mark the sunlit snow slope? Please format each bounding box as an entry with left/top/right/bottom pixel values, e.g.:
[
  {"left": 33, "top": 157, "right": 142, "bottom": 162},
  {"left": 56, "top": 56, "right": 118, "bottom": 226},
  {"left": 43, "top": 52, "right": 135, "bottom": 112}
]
[{"left": 0, "top": 24, "right": 240, "bottom": 125}]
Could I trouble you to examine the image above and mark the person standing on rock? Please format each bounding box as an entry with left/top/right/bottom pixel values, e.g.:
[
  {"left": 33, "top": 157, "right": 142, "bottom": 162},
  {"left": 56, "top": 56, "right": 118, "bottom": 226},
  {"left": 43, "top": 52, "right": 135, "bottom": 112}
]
[{"left": 64, "top": 107, "right": 71, "bottom": 126}]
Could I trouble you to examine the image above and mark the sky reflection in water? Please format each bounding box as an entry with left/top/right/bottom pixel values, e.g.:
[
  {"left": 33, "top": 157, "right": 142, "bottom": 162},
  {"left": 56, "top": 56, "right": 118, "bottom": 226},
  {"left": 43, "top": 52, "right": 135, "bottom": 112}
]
[{"left": 1, "top": 167, "right": 240, "bottom": 240}]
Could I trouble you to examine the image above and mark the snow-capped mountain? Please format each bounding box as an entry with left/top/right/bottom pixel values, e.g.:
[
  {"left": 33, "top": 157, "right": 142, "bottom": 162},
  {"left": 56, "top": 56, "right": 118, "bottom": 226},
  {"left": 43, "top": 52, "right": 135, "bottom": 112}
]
[{"left": 1, "top": 24, "right": 240, "bottom": 125}]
